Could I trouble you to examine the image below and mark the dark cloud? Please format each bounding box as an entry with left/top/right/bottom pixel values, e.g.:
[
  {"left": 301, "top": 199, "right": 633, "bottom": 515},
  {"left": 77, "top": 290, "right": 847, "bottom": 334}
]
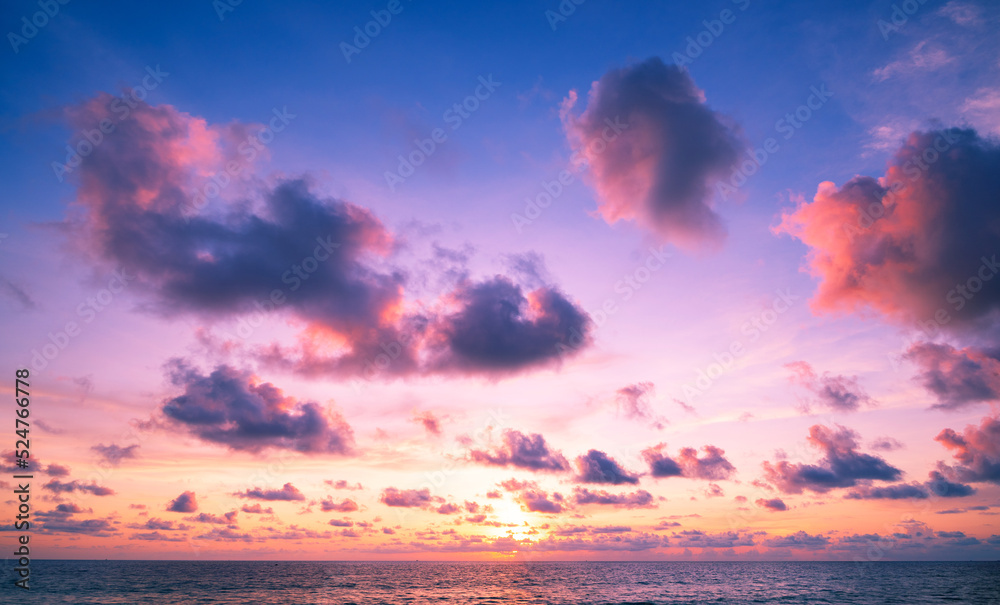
[
  {"left": 762, "top": 425, "right": 902, "bottom": 493},
  {"left": 575, "top": 450, "right": 640, "bottom": 485},
  {"left": 435, "top": 503, "right": 460, "bottom": 515},
  {"left": 562, "top": 57, "right": 744, "bottom": 250},
  {"left": 428, "top": 277, "right": 591, "bottom": 374},
  {"left": 320, "top": 498, "right": 359, "bottom": 513},
  {"left": 936, "top": 414, "right": 1000, "bottom": 484},
  {"left": 762, "top": 531, "right": 830, "bottom": 549},
  {"left": 39, "top": 518, "right": 117, "bottom": 536},
  {"left": 671, "top": 530, "right": 755, "bottom": 548},
  {"left": 572, "top": 487, "right": 656, "bottom": 509},
  {"left": 467, "top": 429, "right": 570, "bottom": 472},
  {"left": 91, "top": 443, "right": 139, "bottom": 466},
  {"left": 234, "top": 483, "right": 306, "bottom": 501},
  {"left": 642, "top": 444, "right": 736, "bottom": 480},
  {"left": 186, "top": 511, "right": 238, "bottom": 525},
  {"left": 774, "top": 128, "right": 1000, "bottom": 333},
  {"left": 785, "top": 361, "right": 875, "bottom": 412},
  {"left": 380, "top": 487, "right": 433, "bottom": 508},
  {"left": 166, "top": 491, "right": 197, "bottom": 512},
  {"left": 756, "top": 498, "right": 788, "bottom": 511},
  {"left": 518, "top": 488, "right": 565, "bottom": 513},
  {"left": 43, "top": 479, "right": 115, "bottom": 496},
  {"left": 161, "top": 362, "right": 354, "bottom": 454},
  {"left": 845, "top": 470, "right": 976, "bottom": 500},
  {"left": 845, "top": 484, "right": 930, "bottom": 500},
  {"left": 64, "top": 95, "right": 593, "bottom": 380},
  {"left": 904, "top": 343, "right": 1000, "bottom": 410}
]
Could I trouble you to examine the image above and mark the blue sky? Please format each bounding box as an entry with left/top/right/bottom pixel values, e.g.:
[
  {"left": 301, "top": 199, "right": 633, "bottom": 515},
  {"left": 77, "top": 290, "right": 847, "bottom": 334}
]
[{"left": 1, "top": 0, "right": 999, "bottom": 560}]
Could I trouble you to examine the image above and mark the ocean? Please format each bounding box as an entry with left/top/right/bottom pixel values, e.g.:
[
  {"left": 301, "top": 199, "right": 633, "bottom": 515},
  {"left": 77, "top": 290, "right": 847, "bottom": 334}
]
[{"left": 4, "top": 560, "right": 998, "bottom": 604}]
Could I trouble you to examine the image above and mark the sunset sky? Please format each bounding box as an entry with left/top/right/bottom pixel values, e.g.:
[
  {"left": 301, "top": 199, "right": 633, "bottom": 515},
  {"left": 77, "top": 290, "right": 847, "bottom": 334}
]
[{"left": 1, "top": 0, "right": 999, "bottom": 561}]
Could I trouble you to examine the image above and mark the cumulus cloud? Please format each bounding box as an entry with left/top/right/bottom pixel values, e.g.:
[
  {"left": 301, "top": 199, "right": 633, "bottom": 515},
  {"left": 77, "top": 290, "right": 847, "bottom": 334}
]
[
  {"left": 936, "top": 414, "right": 1000, "bottom": 484},
  {"left": 761, "top": 425, "right": 902, "bottom": 493},
  {"left": 427, "top": 277, "right": 591, "bottom": 374},
  {"left": 234, "top": 483, "right": 306, "bottom": 501},
  {"left": 562, "top": 57, "right": 744, "bottom": 250},
  {"left": 240, "top": 504, "right": 274, "bottom": 514},
  {"left": 845, "top": 470, "right": 976, "bottom": 500},
  {"left": 904, "top": 343, "right": 1000, "bottom": 410},
  {"left": 642, "top": 444, "right": 736, "bottom": 480},
  {"left": 785, "top": 361, "right": 875, "bottom": 412},
  {"left": 762, "top": 531, "right": 830, "bottom": 549},
  {"left": 62, "top": 95, "right": 593, "bottom": 380},
  {"left": 756, "top": 498, "right": 788, "bottom": 511},
  {"left": 43, "top": 479, "right": 115, "bottom": 496},
  {"left": 320, "top": 498, "right": 359, "bottom": 513},
  {"left": 160, "top": 362, "right": 354, "bottom": 454},
  {"left": 467, "top": 429, "right": 570, "bottom": 472},
  {"left": 575, "top": 450, "right": 640, "bottom": 485},
  {"left": 380, "top": 487, "right": 433, "bottom": 508},
  {"left": 572, "top": 487, "right": 656, "bottom": 509},
  {"left": 518, "top": 488, "right": 565, "bottom": 513},
  {"left": 774, "top": 128, "right": 1000, "bottom": 332},
  {"left": 167, "top": 491, "right": 198, "bottom": 513}
]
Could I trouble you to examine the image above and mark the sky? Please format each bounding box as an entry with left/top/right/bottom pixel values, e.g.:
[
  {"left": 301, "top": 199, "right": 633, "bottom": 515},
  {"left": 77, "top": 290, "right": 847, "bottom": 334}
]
[{"left": 1, "top": 0, "right": 999, "bottom": 562}]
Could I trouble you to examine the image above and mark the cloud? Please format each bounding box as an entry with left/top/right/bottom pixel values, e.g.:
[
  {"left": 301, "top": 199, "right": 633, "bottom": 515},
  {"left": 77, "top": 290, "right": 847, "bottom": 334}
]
[
  {"left": 320, "top": 498, "right": 359, "bottom": 513},
  {"left": 762, "top": 531, "right": 830, "bottom": 549},
  {"left": 167, "top": 491, "right": 198, "bottom": 513},
  {"left": 561, "top": 57, "right": 744, "bottom": 250},
  {"left": 575, "top": 450, "right": 640, "bottom": 485},
  {"left": 240, "top": 504, "right": 274, "bottom": 514},
  {"left": 43, "top": 479, "right": 115, "bottom": 496},
  {"left": 936, "top": 414, "right": 1000, "bottom": 484},
  {"left": 39, "top": 518, "right": 117, "bottom": 536},
  {"left": 785, "top": 361, "right": 875, "bottom": 412},
  {"left": 518, "top": 488, "right": 565, "bottom": 513},
  {"left": 671, "top": 530, "right": 755, "bottom": 548},
  {"left": 234, "top": 483, "right": 306, "bottom": 501},
  {"left": 91, "top": 443, "right": 139, "bottom": 467},
  {"left": 413, "top": 411, "right": 441, "bottom": 436},
  {"left": 845, "top": 471, "right": 976, "bottom": 499},
  {"left": 642, "top": 444, "right": 736, "bottom": 480},
  {"left": 756, "top": 498, "right": 788, "bottom": 511},
  {"left": 427, "top": 277, "right": 591, "bottom": 374},
  {"left": 186, "top": 511, "right": 238, "bottom": 525},
  {"left": 904, "top": 343, "right": 1000, "bottom": 410},
  {"left": 161, "top": 362, "right": 354, "bottom": 454},
  {"left": 774, "top": 128, "right": 1000, "bottom": 332},
  {"left": 467, "top": 429, "right": 570, "bottom": 472},
  {"left": 571, "top": 487, "right": 656, "bottom": 509},
  {"left": 870, "top": 437, "right": 905, "bottom": 452},
  {"left": 380, "top": 487, "right": 433, "bottom": 508},
  {"left": 761, "top": 425, "right": 902, "bottom": 493},
  {"left": 325, "top": 480, "right": 363, "bottom": 490},
  {"left": 615, "top": 382, "right": 659, "bottom": 422},
  {"left": 62, "top": 95, "right": 593, "bottom": 380}
]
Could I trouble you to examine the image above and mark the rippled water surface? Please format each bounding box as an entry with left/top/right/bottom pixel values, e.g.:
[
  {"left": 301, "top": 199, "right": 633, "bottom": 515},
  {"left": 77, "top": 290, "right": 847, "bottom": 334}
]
[{"left": 6, "top": 560, "right": 999, "bottom": 604}]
